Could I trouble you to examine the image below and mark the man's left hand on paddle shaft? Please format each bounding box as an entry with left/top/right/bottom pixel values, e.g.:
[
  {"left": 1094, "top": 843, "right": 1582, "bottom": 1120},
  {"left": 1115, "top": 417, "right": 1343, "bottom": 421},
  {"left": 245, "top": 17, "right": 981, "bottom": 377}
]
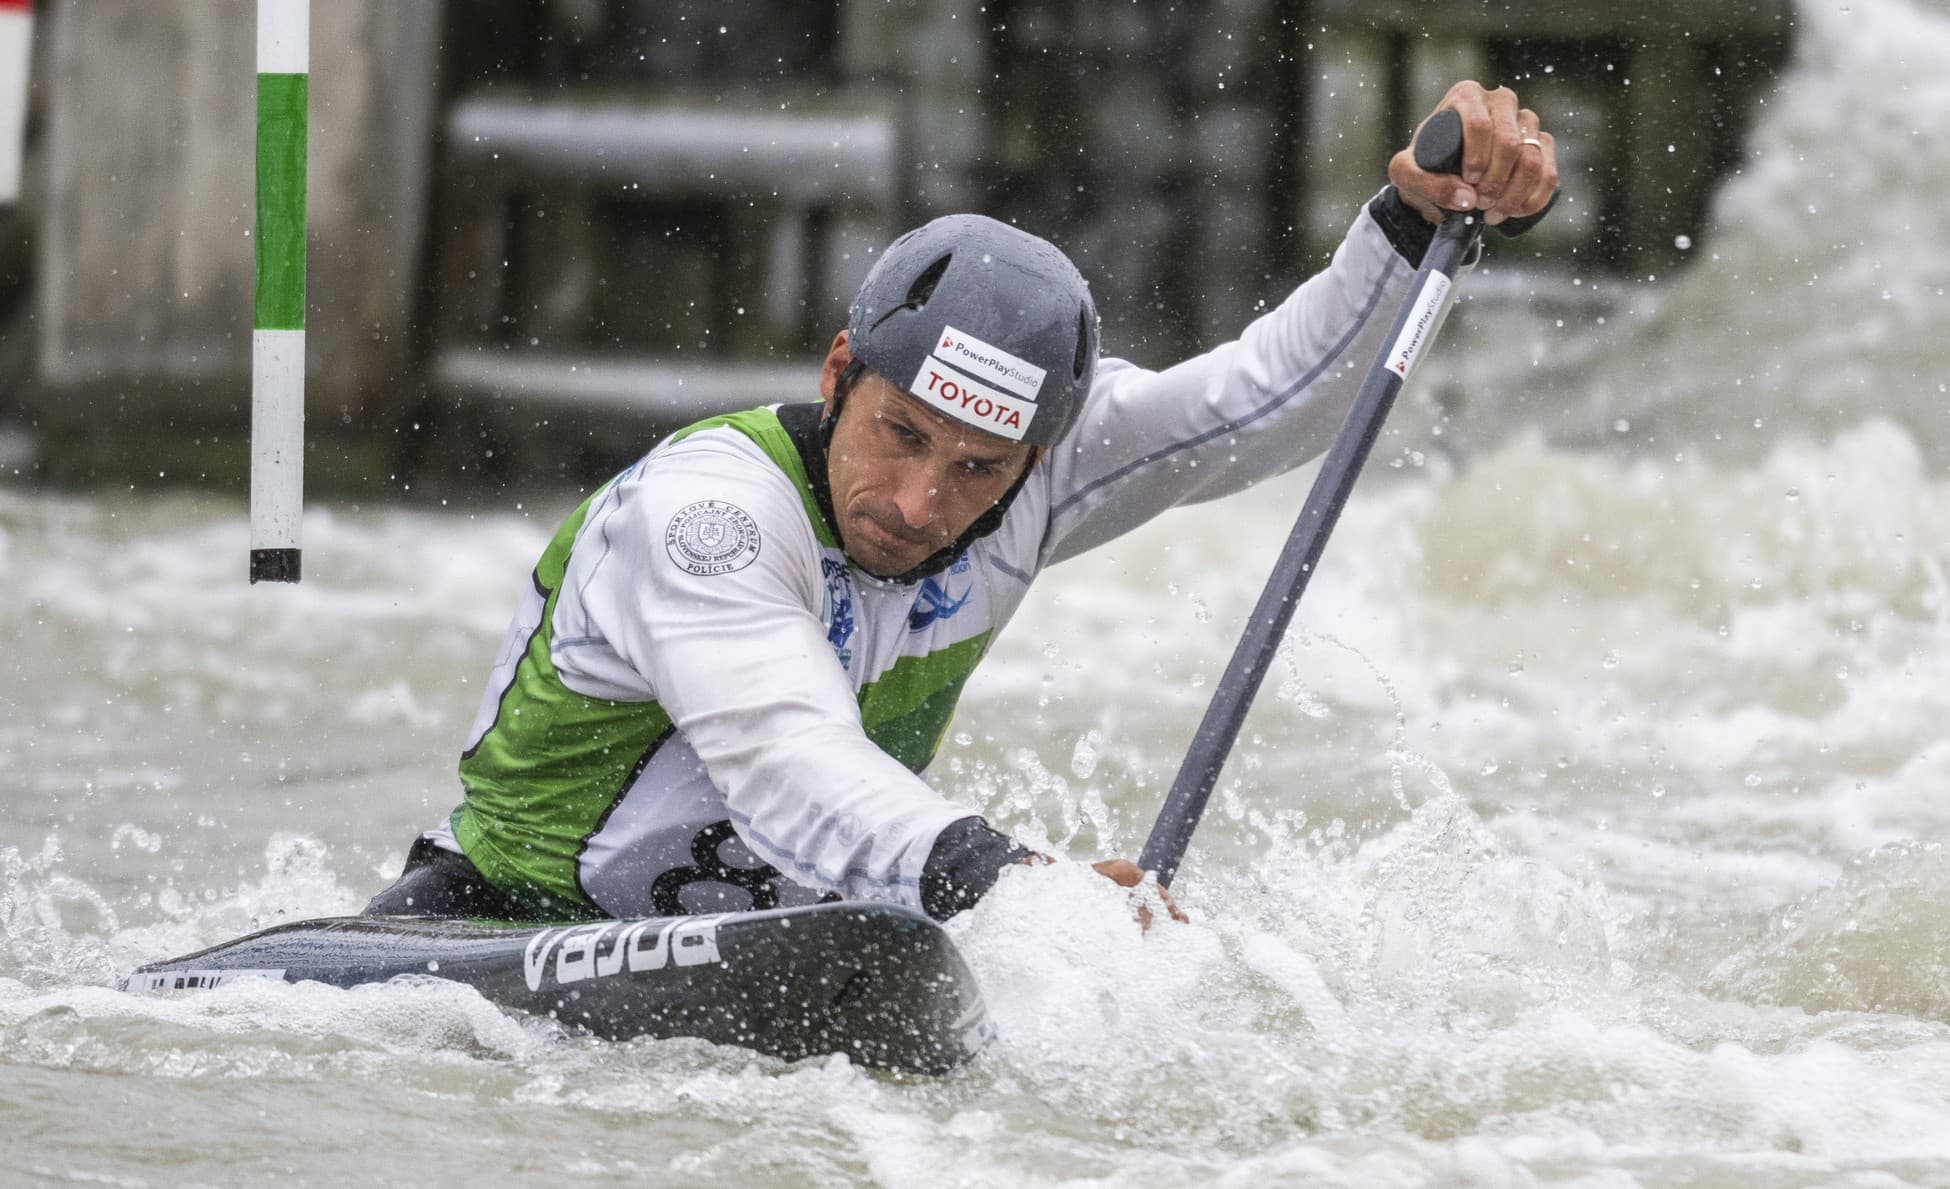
[
  {"left": 1389, "top": 80, "right": 1559, "bottom": 228},
  {"left": 1019, "top": 854, "right": 1188, "bottom": 929},
  {"left": 1092, "top": 858, "right": 1189, "bottom": 930}
]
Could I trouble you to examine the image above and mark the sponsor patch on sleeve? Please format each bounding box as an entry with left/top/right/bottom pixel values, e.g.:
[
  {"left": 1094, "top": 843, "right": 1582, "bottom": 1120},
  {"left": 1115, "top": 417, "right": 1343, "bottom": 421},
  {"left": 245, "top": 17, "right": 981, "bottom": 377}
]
[{"left": 665, "top": 500, "right": 762, "bottom": 576}]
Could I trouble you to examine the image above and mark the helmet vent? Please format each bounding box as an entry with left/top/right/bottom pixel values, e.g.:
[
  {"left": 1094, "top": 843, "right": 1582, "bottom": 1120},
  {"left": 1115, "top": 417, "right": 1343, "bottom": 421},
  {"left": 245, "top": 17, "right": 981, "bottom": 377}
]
[
  {"left": 870, "top": 252, "right": 954, "bottom": 332},
  {"left": 1073, "top": 307, "right": 1092, "bottom": 379},
  {"left": 905, "top": 253, "right": 953, "bottom": 308}
]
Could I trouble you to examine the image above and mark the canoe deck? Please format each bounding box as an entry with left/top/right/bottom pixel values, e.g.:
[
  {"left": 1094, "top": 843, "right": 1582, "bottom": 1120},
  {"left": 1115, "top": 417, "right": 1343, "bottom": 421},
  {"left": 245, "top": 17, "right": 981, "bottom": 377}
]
[{"left": 123, "top": 902, "right": 992, "bottom": 1074}]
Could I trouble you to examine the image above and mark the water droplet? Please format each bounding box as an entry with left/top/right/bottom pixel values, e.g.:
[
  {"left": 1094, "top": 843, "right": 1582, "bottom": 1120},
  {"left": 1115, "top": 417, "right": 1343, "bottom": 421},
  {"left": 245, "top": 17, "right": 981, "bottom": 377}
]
[
  {"left": 1744, "top": 772, "right": 1762, "bottom": 787},
  {"left": 1785, "top": 488, "right": 1800, "bottom": 501},
  {"left": 1674, "top": 234, "right": 1693, "bottom": 250},
  {"left": 1070, "top": 730, "right": 1102, "bottom": 779},
  {"left": 1651, "top": 783, "right": 1667, "bottom": 798},
  {"left": 1602, "top": 651, "right": 1620, "bottom": 669}
]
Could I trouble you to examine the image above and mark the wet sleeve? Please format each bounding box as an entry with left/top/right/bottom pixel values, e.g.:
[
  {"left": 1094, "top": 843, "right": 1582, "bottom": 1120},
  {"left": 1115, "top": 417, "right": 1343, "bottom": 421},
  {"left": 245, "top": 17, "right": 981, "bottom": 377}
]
[
  {"left": 1035, "top": 198, "right": 1428, "bottom": 565},
  {"left": 565, "top": 441, "right": 978, "bottom": 911},
  {"left": 1367, "top": 184, "right": 1439, "bottom": 263}
]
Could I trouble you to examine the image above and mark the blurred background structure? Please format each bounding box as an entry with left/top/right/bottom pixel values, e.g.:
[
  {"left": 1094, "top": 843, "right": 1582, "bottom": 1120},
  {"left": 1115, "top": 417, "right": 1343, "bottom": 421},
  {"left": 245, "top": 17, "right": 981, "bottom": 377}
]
[{"left": 0, "top": 0, "right": 1791, "bottom": 496}]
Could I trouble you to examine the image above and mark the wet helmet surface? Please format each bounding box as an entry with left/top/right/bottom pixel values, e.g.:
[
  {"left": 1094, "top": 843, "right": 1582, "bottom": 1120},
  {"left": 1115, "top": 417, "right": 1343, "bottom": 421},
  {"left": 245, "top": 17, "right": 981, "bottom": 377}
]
[{"left": 846, "top": 214, "right": 1099, "bottom": 447}]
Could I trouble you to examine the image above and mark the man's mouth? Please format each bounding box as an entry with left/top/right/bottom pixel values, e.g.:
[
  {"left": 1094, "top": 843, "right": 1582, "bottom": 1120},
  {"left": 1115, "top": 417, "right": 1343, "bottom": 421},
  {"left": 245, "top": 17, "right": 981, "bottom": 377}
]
[{"left": 853, "top": 510, "right": 934, "bottom": 556}]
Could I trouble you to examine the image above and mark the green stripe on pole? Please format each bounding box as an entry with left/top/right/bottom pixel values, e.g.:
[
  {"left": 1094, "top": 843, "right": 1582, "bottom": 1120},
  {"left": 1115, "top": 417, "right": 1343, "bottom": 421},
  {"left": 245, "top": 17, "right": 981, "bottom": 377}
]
[{"left": 254, "top": 72, "right": 306, "bottom": 331}]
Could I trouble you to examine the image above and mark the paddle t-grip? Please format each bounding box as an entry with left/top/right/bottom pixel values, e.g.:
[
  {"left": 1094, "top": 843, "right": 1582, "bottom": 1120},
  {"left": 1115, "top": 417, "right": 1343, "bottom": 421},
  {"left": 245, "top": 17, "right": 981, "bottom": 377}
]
[
  {"left": 1413, "top": 107, "right": 1467, "bottom": 175},
  {"left": 1411, "top": 108, "right": 1557, "bottom": 237}
]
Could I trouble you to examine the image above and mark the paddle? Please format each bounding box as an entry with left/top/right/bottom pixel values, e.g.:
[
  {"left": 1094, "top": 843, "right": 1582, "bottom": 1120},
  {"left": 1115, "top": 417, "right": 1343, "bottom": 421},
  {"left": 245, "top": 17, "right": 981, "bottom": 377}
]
[{"left": 1137, "top": 109, "right": 1548, "bottom": 887}]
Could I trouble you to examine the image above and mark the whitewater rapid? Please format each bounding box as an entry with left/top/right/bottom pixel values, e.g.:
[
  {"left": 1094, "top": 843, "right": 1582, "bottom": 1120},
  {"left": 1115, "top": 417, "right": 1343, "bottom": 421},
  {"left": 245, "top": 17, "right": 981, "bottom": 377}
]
[{"left": 8, "top": 0, "right": 1950, "bottom": 1183}]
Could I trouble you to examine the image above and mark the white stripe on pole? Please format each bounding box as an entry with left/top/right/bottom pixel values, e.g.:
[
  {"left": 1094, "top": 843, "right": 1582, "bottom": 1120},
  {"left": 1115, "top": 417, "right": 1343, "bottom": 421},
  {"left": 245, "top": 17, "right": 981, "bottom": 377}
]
[
  {"left": 256, "top": 0, "right": 308, "bottom": 74},
  {"left": 0, "top": 3, "right": 31, "bottom": 205},
  {"left": 250, "top": 330, "right": 305, "bottom": 552}
]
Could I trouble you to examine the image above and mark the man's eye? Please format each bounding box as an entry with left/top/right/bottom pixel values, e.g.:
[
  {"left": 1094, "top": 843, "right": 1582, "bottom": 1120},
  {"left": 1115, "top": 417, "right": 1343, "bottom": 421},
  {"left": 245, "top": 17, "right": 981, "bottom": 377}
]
[
  {"left": 964, "top": 459, "right": 999, "bottom": 477},
  {"left": 889, "top": 423, "right": 921, "bottom": 444}
]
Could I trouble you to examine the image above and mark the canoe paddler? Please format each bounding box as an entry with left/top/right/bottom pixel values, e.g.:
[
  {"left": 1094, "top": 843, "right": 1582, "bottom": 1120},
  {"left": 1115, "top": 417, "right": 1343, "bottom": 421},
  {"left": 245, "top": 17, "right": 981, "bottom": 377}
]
[{"left": 365, "top": 81, "right": 1559, "bottom": 926}]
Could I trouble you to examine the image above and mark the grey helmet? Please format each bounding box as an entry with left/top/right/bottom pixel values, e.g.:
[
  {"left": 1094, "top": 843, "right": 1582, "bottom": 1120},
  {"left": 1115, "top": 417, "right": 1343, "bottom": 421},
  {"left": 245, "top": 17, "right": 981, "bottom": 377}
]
[{"left": 846, "top": 214, "right": 1099, "bottom": 448}]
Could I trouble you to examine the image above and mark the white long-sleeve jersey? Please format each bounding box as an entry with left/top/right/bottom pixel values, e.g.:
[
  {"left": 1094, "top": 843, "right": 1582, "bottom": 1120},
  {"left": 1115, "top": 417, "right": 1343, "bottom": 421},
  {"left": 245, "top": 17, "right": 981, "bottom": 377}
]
[{"left": 430, "top": 203, "right": 1421, "bottom": 920}]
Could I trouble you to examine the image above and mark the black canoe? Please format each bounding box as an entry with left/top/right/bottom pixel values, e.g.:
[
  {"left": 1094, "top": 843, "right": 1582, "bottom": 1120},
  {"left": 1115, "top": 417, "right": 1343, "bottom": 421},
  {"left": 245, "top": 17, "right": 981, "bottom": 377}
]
[{"left": 120, "top": 902, "right": 992, "bottom": 1074}]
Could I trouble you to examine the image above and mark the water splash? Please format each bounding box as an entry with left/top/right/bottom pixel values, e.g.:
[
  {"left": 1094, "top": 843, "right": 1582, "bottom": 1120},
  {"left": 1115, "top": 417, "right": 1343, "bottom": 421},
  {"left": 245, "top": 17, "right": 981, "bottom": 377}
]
[
  {"left": 0, "top": 835, "right": 122, "bottom": 987},
  {"left": 1710, "top": 840, "right": 1950, "bottom": 1019},
  {"left": 1552, "top": 0, "right": 1950, "bottom": 461}
]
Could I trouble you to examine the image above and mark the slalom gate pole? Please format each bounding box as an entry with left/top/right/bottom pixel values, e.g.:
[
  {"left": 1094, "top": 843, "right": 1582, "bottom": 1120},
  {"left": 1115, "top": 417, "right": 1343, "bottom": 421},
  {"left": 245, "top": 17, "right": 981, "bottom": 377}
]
[
  {"left": 1138, "top": 110, "right": 1551, "bottom": 888},
  {"left": 250, "top": 0, "right": 308, "bottom": 584},
  {"left": 0, "top": 0, "right": 30, "bottom": 207}
]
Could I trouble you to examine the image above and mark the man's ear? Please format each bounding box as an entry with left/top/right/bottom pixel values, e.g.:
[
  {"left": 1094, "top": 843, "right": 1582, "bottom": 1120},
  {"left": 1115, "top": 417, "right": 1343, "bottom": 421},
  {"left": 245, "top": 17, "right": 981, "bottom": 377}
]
[{"left": 818, "top": 330, "right": 853, "bottom": 404}]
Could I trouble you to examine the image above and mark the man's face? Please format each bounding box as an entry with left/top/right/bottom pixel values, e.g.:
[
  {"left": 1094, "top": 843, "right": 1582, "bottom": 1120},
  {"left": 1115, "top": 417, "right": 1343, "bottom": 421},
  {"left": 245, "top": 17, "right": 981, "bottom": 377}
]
[{"left": 819, "top": 335, "right": 1034, "bottom": 578}]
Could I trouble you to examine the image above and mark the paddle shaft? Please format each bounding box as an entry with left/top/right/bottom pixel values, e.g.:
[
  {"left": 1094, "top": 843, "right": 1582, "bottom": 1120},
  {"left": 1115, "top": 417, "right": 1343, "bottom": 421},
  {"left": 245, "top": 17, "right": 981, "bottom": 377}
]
[{"left": 1138, "top": 115, "right": 1487, "bottom": 887}]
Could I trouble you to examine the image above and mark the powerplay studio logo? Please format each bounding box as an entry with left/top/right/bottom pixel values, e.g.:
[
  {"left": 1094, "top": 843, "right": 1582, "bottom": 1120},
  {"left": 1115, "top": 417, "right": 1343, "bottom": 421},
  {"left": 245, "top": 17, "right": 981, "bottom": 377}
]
[{"left": 909, "top": 325, "right": 1048, "bottom": 441}]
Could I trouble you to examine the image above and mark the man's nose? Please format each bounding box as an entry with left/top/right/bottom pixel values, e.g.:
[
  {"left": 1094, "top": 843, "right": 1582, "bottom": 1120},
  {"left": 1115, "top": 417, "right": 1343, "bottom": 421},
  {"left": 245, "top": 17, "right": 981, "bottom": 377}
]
[{"left": 888, "top": 464, "right": 942, "bottom": 530}]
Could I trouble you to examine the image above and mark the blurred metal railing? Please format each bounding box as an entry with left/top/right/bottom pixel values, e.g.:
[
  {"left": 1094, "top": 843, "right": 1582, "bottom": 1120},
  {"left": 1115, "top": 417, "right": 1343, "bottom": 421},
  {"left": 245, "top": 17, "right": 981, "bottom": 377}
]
[{"left": 425, "top": 97, "right": 899, "bottom": 421}]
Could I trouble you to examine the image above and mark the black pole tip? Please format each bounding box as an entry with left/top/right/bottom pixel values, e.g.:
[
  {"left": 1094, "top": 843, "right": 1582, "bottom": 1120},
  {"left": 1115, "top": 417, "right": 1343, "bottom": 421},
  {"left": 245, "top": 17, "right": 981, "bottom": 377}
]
[{"left": 249, "top": 548, "right": 302, "bottom": 584}]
